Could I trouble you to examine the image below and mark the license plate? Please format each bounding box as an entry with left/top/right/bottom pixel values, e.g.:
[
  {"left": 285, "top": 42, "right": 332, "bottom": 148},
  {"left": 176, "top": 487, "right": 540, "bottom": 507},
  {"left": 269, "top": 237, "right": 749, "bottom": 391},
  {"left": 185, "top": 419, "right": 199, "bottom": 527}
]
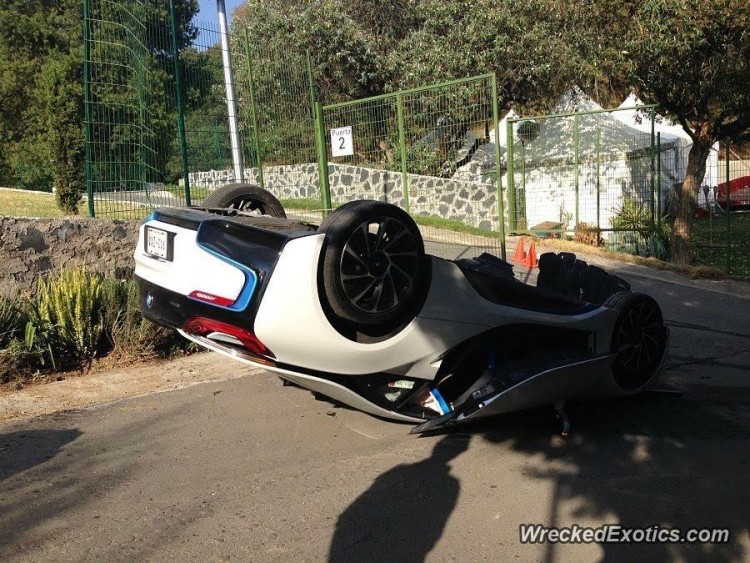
[{"left": 145, "top": 226, "right": 173, "bottom": 261}]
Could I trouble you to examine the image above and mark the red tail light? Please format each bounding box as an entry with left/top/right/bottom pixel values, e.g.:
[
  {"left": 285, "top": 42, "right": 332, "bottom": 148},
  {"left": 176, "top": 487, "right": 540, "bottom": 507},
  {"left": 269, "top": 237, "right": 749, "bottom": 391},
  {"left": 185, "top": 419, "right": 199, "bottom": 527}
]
[
  {"left": 182, "top": 317, "right": 274, "bottom": 358},
  {"left": 188, "top": 291, "right": 235, "bottom": 307}
]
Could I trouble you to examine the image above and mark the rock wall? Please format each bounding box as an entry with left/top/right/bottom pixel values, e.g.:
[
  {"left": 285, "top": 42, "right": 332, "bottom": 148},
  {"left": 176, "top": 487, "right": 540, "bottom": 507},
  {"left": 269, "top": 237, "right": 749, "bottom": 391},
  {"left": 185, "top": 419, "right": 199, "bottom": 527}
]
[
  {"left": 0, "top": 217, "right": 140, "bottom": 295},
  {"left": 188, "top": 162, "right": 504, "bottom": 230}
]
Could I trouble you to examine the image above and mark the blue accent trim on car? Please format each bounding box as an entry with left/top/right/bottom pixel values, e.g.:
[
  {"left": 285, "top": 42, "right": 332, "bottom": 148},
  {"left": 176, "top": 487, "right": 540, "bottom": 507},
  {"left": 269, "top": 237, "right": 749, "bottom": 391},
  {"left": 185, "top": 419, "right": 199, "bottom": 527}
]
[
  {"left": 431, "top": 388, "right": 452, "bottom": 415},
  {"left": 145, "top": 210, "right": 158, "bottom": 223},
  {"left": 194, "top": 237, "right": 258, "bottom": 313}
]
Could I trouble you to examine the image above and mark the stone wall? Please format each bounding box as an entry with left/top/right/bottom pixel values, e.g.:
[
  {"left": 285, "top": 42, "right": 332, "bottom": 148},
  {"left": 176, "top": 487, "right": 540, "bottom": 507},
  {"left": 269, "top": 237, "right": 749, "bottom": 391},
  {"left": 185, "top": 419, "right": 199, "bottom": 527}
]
[
  {"left": 188, "top": 162, "right": 504, "bottom": 230},
  {"left": 0, "top": 217, "right": 140, "bottom": 295}
]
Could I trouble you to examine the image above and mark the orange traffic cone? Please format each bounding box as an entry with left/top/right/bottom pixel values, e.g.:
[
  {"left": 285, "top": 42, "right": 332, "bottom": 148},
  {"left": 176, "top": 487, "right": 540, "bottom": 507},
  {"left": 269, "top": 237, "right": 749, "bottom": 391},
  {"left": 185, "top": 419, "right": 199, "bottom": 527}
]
[
  {"left": 523, "top": 240, "right": 538, "bottom": 269},
  {"left": 512, "top": 236, "right": 526, "bottom": 263}
]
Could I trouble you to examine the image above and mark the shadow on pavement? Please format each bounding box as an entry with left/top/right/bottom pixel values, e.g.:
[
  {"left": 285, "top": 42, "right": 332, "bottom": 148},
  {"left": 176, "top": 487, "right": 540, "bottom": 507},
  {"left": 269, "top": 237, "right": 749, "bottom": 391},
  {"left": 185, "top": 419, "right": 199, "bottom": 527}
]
[
  {"left": 0, "top": 428, "right": 82, "bottom": 482},
  {"left": 329, "top": 434, "right": 470, "bottom": 562},
  {"left": 467, "top": 391, "right": 750, "bottom": 561}
]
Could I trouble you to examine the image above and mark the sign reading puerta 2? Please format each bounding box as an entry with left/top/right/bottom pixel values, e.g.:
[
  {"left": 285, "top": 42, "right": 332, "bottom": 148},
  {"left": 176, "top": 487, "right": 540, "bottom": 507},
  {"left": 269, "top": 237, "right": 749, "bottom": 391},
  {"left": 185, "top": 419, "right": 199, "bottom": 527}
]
[{"left": 330, "top": 126, "right": 354, "bottom": 157}]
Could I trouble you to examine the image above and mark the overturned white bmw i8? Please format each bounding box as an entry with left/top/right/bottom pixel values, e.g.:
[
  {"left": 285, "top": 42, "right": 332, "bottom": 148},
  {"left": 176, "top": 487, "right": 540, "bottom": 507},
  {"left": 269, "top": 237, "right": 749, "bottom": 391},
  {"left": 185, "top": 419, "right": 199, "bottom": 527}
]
[{"left": 134, "top": 184, "right": 668, "bottom": 433}]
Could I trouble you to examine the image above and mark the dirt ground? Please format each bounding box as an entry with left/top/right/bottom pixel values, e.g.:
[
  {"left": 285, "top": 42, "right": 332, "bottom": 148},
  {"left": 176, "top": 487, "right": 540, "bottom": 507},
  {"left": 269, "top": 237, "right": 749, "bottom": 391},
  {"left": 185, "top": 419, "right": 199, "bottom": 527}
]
[{"left": 0, "top": 353, "right": 261, "bottom": 422}]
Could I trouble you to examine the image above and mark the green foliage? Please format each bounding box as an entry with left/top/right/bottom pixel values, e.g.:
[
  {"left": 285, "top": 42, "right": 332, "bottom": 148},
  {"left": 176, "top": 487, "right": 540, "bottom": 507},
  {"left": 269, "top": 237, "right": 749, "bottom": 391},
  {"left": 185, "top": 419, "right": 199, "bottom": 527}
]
[
  {"left": 623, "top": 0, "right": 750, "bottom": 144},
  {"left": 611, "top": 198, "right": 652, "bottom": 233},
  {"left": 9, "top": 145, "right": 54, "bottom": 192},
  {"left": 27, "top": 267, "right": 105, "bottom": 369},
  {"left": 610, "top": 198, "right": 671, "bottom": 259},
  {"left": 0, "top": 296, "right": 23, "bottom": 349},
  {"left": 0, "top": 0, "right": 85, "bottom": 207},
  {"left": 235, "top": 1, "right": 389, "bottom": 104},
  {"left": 619, "top": 0, "right": 750, "bottom": 263},
  {"left": 405, "top": 143, "right": 454, "bottom": 178},
  {"left": 0, "top": 269, "right": 195, "bottom": 383},
  {"left": 39, "top": 52, "right": 84, "bottom": 213}
]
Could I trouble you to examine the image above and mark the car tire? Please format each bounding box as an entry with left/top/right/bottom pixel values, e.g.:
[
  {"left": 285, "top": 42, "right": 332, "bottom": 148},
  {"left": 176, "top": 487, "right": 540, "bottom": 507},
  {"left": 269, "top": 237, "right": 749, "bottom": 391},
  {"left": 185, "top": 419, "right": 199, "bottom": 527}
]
[
  {"left": 201, "top": 183, "right": 286, "bottom": 218},
  {"left": 318, "top": 200, "right": 429, "bottom": 332},
  {"left": 604, "top": 291, "right": 668, "bottom": 391}
]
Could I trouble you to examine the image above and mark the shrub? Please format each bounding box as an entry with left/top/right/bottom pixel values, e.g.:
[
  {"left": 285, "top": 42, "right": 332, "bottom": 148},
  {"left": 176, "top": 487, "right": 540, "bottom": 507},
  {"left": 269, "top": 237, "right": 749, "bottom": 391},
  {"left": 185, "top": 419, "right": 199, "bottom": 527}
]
[
  {"left": 0, "top": 340, "right": 26, "bottom": 384},
  {"left": 0, "top": 268, "right": 196, "bottom": 383},
  {"left": 10, "top": 149, "right": 54, "bottom": 192},
  {"left": 26, "top": 267, "right": 104, "bottom": 370},
  {"left": 610, "top": 198, "right": 671, "bottom": 260},
  {"left": 0, "top": 296, "right": 23, "bottom": 348}
]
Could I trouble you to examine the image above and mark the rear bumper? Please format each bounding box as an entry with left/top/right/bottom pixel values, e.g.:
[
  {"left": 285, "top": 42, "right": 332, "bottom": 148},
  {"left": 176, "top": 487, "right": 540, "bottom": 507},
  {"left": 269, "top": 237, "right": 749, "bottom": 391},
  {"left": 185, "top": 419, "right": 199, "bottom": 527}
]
[{"left": 136, "top": 275, "right": 259, "bottom": 334}]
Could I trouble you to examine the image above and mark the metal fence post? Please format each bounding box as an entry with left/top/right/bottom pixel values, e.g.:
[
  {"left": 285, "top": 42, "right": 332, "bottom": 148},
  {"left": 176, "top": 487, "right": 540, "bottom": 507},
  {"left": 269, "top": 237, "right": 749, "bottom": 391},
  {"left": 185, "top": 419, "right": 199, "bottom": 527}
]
[
  {"left": 243, "top": 29, "right": 264, "bottom": 187},
  {"left": 169, "top": 0, "right": 191, "bottom": 206},
  {"left": 650, "top": 107, "right": 656, "bottom": 225},
  {"left": 83, "top": 0, "right": 94, "bottom": 217},
  {"left": 506, "top": 118, "right": 516, "bottom": 231},
  {"left": 596, "top": 129, "right": 601, "bottom": 238},
  {"left": 656, "top": 133, "right": 662, "bottom": 236},
  {"left": 217, "top": 0, "right": 243, "bottom": 183},
  {"left": 396, "top": 93, "right": 410, "bottom": 213},
  {"left": 491, "top": 75, "right": 506, "bottom": 259},
  {"left": 315, "top": 102, "right": 332, "bottom": 216},
  {"left": 573, "top": 113, "right": 580, "bottom": 228},
  {"left": 726, "top": 140, "right": 731, "bottom": 274}
]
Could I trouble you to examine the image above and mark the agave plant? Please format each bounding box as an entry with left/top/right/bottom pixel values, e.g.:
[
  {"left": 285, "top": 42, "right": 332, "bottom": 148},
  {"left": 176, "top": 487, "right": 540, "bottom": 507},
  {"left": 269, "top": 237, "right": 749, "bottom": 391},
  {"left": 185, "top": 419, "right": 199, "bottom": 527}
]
[{"left": 27, "top": 267, "right": 105, "bottom": 369}]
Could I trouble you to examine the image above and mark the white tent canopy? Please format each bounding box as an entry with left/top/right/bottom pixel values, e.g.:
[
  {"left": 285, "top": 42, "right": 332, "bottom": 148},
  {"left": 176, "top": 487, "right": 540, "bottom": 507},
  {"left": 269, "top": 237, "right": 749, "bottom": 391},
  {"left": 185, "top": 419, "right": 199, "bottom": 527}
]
[
  {"left": 506, "top": 86, "right": 679, "bottom": 233},
  {"left": 453, "top": 87, "right": 721, "bottom": 233},
  {"left": 488, "top": 108, "right": 518, "bottom": 147}
]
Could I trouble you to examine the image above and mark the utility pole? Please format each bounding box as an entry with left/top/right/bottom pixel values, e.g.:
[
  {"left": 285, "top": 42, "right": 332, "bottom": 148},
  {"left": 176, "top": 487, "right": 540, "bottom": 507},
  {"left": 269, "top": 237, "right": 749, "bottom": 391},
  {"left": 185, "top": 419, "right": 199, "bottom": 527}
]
[{"left": 217, "top": 0, "right": 244, "bottom": 182}]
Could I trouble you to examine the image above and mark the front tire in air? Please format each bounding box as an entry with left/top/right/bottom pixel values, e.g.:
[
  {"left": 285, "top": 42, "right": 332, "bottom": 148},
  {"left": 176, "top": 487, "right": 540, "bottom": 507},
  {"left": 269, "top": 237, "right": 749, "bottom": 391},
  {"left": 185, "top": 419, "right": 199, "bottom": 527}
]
[{"left": 318, "top": 200, "right": 429, "bottom": 333}]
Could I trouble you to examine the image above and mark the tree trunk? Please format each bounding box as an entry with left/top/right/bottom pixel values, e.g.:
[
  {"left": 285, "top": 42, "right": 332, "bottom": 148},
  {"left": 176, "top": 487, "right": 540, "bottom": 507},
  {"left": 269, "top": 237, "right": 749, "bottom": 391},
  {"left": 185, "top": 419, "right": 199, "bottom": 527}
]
[{"left": 670, "top": 139, "right": 711, "bottom": 265}]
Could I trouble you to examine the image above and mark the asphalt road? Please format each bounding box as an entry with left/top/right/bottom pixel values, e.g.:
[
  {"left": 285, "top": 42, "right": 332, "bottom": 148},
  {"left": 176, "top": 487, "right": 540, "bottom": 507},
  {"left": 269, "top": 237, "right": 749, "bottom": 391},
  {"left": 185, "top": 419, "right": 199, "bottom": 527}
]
[{"left": 1, "top": 262, "right": 749, "bottom": 561}]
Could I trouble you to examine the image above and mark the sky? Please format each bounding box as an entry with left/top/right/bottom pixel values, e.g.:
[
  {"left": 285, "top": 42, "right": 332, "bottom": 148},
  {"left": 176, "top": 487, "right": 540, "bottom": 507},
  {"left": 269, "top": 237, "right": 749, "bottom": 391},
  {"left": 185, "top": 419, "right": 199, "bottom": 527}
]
[{"left": 196, "top": 0, "right": 245, "bottom": 25}]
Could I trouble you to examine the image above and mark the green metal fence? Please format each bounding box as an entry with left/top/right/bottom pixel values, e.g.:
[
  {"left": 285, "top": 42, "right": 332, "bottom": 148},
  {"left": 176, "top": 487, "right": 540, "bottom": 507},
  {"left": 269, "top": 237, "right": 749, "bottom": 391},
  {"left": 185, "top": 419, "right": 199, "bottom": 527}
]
[
  {"left": 75, "top": 0, "right": 748, "bottom": 275},
  {"left": 320, "top": 74, "right": 506, "bottom": 260},
  {"left": 231, "top": 37, "right": 320, "bottom": 215},
  {"left": 504, "top": 107, "right": 749, "bottom": 276},
  {"left": 83, "top": 0, "right": 185, "bottom": 218},
  {"left": 692, "top": 144, "right": 749, "bottom": 276}
]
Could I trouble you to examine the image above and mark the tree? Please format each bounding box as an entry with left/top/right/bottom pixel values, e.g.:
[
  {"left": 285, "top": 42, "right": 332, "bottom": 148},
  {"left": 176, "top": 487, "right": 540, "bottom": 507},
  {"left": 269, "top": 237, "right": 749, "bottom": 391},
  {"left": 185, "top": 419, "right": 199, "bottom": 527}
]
[
  {"left": 86, "top": 0, "right": 199, "bottom": 190},
  {"left": 0, "top": 0, "right": 199, "bottom": 209},
  {"left": 39, "top": 51, "right": 85, "bottom": 213},
  {"left": 0, "top": 0, "right": 62, "bottom": 190},
  {"left": 621, "top": 0, "right": 750, "bottom": 264},
  {"left": 233, "top": 0, "right": 421, "bottom": 103}
]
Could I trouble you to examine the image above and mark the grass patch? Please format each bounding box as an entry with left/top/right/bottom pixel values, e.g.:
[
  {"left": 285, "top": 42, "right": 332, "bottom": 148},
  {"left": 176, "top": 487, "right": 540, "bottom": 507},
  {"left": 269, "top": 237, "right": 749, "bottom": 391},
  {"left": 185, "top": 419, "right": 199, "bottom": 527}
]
[
  {"left": 164, "top": 184, "right": 212, "bottom": 201},
  {"left": 692, "top": 211, "right": 750, "bottom": 277},
  {"left": 413, "top": 214, "right": 501, "bottom": 240},
  {"left": 0, "top": 188, "right": 66, "bottom": 217},
  {"left": 280, "top": 198, "right": 328, "bottom": 210}
]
